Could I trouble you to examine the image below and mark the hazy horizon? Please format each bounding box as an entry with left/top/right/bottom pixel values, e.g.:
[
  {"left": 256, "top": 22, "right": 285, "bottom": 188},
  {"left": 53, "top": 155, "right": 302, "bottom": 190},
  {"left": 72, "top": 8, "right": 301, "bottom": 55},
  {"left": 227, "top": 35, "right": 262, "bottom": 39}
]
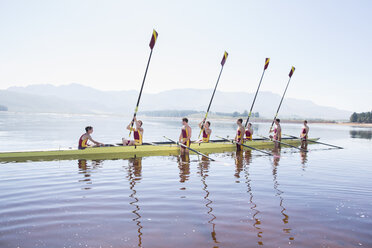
[
  {"left": 1, "top": 0, "right": 371, "bottom": 112},
  {"left": 2, "top": 82, "right": 356, "bottom": 113}
]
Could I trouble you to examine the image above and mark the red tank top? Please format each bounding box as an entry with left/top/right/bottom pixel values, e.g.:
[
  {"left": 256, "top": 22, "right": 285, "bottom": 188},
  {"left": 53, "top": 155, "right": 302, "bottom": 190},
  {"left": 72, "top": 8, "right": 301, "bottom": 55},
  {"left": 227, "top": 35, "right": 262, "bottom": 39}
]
[
  {"left": 237, "top": 130, "right": 242, "bottom": 142},
  {"left": 182, "top": 128, "right": 187, "bottom": 138},
  {"left": 78, "top": 133, "right": 88, "bottom": 149},
  {"left": 134, "top": 130, "right": 140, "bottom": 139},
  {"left": 203, "top": 129, "right": 208, "bottom": 138}
]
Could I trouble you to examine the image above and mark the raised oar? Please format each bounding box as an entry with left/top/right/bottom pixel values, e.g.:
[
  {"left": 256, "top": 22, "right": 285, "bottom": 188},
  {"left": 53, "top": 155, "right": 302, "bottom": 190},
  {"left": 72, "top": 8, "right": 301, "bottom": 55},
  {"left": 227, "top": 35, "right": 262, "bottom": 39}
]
[
  {"left": 163, "top": 136, "right": 216, "bottom": 161},
  {"left": 257, "top": 135, "right": 308, "bottom": 152},
  {"left": 216, "top": 136, "right": 273, "bottom": 156},
  {"left": 198, "top": 51, "right": 229, "bottom": 139},
  {"left": 283, "top": 134, "right": 343, "bottom": 149},
  {"left": 244, "top": 58, "right": 270, "bottom": 127},
  {"left": 129, "top": 29, "right": 158, "bottom": 137},
  {"left": 269, "top": 66, "right": 295, "bottom": 132}
]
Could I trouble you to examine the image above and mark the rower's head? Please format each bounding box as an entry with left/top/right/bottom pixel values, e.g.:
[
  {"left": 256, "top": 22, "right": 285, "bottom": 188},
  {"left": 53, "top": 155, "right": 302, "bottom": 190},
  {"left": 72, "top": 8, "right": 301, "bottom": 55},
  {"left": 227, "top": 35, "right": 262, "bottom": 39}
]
[
  {"left": 85, "top": 126, "right": 93, "bottom": 134},
  {"left": 237, "top": 118, "right": 243, "bottom": 125},
  {"left": 138, "top": 120, "right": 143, "bottom": 127},
  {"left": 205, "top": 121, "right": 211, "bottom": 128},
  {"left": 182, "top": 117, "right": 189, "bottom": 125},
  {"left": 275, "top": 118, "right": 280, "bottom": 125},
  {"left": 304, "top": 120, "right": 308, "bottom": 125},
  {"left": 247, "top": 122, "right": 252, "bottom": 128}
]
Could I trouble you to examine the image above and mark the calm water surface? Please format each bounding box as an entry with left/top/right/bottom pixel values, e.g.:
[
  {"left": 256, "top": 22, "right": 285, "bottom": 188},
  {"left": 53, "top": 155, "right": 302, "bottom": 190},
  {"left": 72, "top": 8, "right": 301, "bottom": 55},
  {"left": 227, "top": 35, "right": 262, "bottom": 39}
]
[{"left": 0, "top": 112, "right": 371, "bottom": 247}]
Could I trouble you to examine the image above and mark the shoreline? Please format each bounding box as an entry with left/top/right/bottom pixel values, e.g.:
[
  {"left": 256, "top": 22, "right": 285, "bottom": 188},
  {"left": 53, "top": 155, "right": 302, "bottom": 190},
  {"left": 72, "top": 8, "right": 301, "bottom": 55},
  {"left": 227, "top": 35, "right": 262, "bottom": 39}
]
[{"left": 316, "top": 122, "right": 372, "bottom": 128}]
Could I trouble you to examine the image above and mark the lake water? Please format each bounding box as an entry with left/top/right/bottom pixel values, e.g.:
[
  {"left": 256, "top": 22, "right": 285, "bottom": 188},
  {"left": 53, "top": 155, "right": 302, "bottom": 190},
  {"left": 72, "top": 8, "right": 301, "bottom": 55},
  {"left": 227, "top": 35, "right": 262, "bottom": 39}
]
[{"left": 0, "top": 112, "right": 371, "bottom": 248}]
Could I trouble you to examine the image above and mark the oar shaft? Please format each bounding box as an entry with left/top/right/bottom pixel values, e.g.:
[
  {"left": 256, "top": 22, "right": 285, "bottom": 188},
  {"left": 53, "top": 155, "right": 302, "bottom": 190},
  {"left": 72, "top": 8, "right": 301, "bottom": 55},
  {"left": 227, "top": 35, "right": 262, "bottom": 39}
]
[
  {"left": 283, "top": 134, "right": 343, "bottom": 149},
  {"left": 258, "top": 135, "right": 307, "bottom": 152},
  {"left": 129, "top": 49, "right": 154, "bottom": 136},
  {"left": 163, "top": 136, "right": 215, "bottom": 161},
  {"left": 270, "top": 77, "right": 292, "bottom": 132},
  {"left": 216, "top": 136, "right": 273, "bottom": 156},
  {"left": 245, "top": 69, "right": 265, "bottom": 127},
  {"left": 199, "top": 65, "right": 224, "bottom": 138}
]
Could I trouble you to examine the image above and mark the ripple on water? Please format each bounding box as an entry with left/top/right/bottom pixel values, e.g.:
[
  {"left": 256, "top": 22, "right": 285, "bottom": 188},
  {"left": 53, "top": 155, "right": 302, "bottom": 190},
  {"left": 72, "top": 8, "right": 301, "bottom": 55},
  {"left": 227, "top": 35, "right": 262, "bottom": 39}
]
[{"left": 0, "top": 137, "right": 371, "bottom": 248}]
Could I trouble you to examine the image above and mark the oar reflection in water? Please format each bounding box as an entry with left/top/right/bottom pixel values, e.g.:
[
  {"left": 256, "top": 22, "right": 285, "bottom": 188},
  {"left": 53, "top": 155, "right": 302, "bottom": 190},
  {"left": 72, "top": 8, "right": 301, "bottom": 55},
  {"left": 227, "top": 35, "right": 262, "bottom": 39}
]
[
  {"left": 237, "top": 151, "right": 263, "bottom": 246},
  {"left": 271, "top": 148, "right": 294, "bottom": 242},
  {"left": 198, "top": 155, "right": 219, "bottom": 245},
  {"left": 126, "top": 157, "right": 143, "bottom": 248}
]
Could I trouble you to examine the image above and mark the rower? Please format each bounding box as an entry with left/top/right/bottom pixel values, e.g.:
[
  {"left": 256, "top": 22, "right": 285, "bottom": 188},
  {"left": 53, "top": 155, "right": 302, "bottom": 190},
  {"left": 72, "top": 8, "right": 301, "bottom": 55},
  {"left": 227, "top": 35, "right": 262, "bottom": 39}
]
[
  {"left": 244, "top": 122, "right": 253, "bottom": 141},
  {"left": 198, "top": 118, "right": 212, "bottom": 143},
  {"left": 269, "top": 118, "right": 282, "bottom": 148},
  {"left": 235, "top": 118, "right": 245, "bottom": 151},
  {"left": 78, "top": 126, "right": 104, "bottom": 149},
  {"left": 122, "top": 117, "right": 143, "bottom": 146},
  {"left": 179, "top": 117, "right": 192, "bottom": 154},
  {"left": 300, "top": 120, "right": 309, "bottom": 149}
]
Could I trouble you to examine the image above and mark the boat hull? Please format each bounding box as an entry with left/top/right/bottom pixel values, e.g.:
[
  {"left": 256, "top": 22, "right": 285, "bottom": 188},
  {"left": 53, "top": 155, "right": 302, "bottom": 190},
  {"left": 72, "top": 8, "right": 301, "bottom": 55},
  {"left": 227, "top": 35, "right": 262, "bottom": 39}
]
[{"left": 0, "top": 138, "right": 318, "bottom": 162}]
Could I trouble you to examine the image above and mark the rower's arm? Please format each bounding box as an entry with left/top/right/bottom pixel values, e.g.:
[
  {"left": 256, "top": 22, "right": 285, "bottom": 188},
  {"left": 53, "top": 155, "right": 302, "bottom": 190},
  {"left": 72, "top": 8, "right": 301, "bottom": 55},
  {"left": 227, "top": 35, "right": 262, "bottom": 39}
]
[
  {"left": 88, "top": 136, "right": 102, "bottom": 146},
  {"left": 135, "top": 120, "right": 141, "bottom": 129},
  {"left": 126, "top": 122, "right": 134, "bottom": 131},
  {"left": 199, "top": 118, "right": 206, "bottom": 129},
  {"left": 187, "top": 127, "right": 192, "bottom": 140}
]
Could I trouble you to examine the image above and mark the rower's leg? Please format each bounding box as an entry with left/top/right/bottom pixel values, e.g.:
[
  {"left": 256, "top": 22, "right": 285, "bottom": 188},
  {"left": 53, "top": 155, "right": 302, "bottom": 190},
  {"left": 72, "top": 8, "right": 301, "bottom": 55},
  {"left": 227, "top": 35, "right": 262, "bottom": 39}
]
[{"left": 122, "top": 138, "right": 131, "bottom": 146}]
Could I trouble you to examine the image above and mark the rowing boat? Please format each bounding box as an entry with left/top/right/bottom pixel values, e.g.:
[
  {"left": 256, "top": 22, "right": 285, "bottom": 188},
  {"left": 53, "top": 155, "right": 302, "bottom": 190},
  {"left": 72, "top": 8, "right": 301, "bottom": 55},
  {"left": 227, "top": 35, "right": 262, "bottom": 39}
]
[{"left": 0, "top": 137, "right": 319, "bottom": 163}]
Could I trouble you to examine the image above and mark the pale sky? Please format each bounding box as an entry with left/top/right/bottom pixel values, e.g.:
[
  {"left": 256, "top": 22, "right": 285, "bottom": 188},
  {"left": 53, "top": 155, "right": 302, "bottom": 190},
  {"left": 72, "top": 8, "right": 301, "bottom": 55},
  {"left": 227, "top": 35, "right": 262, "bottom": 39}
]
[{"left": 0, "top": 0, "right": 371, "bottom": 112}]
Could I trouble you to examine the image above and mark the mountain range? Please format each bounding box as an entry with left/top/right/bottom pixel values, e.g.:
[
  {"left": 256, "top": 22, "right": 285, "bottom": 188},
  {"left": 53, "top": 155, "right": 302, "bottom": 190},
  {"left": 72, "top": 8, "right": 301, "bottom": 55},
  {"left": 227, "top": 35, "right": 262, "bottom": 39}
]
[{"left": 0, "top": 83, "right": 351, "bottom": 120}]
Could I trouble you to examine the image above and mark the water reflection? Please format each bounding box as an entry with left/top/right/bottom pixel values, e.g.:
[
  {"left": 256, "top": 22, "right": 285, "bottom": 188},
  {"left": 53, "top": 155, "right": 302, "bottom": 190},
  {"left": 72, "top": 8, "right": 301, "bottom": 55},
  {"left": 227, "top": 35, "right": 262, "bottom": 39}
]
[
  {"left": 78, "top": 159, "right": 102, "bottom": 190},
  {"left": 241, "top": 151, "right": 262, "bottom": 246},
  {"left": 300, "top": 150, "right": 308, "bottom": 168},
  {"left": 350, "top": 129, "right": 372, "bottom": 140},
  {"left": 198, "top": 155, "right": 220, "bottom": 246},
  {"left": 234, "top": 151, "right": 244, "bottom": 179},
  {"left": 126, "top": 157, "right": 143, "bottom": 248},
  {"left": 271, "top": 149, "right": 294, "bottom": 242},
  {"left": 178, "top": 154, "right": 190, "bottom": 184}
]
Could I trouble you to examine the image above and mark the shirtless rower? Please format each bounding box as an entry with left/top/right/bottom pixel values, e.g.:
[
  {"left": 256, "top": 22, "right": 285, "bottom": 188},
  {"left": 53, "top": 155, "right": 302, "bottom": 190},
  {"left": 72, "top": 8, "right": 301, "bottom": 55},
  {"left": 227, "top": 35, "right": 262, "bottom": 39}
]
[
  {"left": 300, "top": 120, "right": 309, "bottom": 149},
  {"left": 78, "top": 126, "right": 104, "bottom": 149},
  {"left": 244, "top": 122, "right": 254, "bottom": 141},
  {"left": 198, "top": 118, "right": 212, "bottom": 143},
  {"left": 179, "top": 118, "right": 192, "bottom": 154},
  {"left": 122, "top": 117, "right": 144, "bottom": 146},
  {"left": 235, "top": 118, "right": 245, "bottom": 151}
]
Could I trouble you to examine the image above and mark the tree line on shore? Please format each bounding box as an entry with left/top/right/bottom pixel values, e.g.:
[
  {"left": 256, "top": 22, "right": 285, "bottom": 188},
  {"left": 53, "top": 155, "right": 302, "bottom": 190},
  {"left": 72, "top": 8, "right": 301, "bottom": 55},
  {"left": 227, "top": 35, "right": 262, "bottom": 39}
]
[{"left": 350, "top": 111, "right": 372, "bottom": 123}]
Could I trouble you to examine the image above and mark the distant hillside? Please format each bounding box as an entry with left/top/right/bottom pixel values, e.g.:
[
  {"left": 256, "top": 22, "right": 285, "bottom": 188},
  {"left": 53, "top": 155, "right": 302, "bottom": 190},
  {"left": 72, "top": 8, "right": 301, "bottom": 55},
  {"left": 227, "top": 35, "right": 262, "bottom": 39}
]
[{"left": 2, "top": 83, "right": 352, "bottom": 120}]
